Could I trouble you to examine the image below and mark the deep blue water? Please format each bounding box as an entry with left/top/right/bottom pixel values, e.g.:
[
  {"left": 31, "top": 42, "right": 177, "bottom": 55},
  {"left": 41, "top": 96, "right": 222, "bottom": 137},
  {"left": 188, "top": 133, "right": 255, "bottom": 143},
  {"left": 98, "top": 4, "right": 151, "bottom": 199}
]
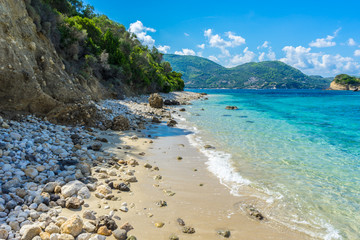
[{"left": 180, "top": 89, "right": 360, "bottom": 240}]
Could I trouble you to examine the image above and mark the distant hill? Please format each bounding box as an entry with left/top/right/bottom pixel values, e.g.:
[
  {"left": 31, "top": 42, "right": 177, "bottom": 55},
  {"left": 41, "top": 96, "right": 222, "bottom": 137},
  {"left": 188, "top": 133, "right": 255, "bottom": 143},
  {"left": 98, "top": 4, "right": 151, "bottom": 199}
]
[{"left": 163, "top": 54, "right": 332, "bottom": 89}]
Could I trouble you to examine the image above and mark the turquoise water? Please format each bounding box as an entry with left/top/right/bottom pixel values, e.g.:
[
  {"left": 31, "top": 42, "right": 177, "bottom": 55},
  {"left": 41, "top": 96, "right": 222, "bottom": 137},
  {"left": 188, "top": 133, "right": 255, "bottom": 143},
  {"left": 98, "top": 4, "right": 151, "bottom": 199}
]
[{"left": 179, "top": 89, "right": 360, "bottom": 240}]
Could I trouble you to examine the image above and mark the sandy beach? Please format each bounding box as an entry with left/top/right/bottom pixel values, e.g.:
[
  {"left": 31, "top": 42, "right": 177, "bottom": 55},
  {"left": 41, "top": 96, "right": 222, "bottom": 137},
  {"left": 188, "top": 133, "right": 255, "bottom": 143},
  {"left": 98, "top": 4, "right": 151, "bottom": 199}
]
[{"left": 0, "top": 91, "right": 312, "bottom": 240}]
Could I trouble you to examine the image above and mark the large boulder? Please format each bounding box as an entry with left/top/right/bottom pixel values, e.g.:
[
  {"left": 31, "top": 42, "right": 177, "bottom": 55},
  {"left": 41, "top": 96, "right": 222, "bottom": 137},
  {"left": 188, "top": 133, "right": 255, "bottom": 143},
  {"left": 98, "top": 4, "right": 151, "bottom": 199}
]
[
  {"left": 148, "top": 93, "right": 163, "bottom": 108},
  {"left": 111, "top": 115, "right": 130, "bottom": 131}
]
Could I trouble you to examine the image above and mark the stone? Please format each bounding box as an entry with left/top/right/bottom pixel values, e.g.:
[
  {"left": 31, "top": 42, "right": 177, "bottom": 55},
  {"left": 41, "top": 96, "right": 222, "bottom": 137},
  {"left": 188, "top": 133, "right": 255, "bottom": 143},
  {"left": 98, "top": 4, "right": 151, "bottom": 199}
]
[
  {"left": 58, "top": 234, "right": 74, "bottom": 240},
  {"left": 20, "top": 224, "right": 42, "bottom": 240},
  {"left": 151, "top": 117, "right": 161, "bottom": 123},
  {"left": 78, "top": 187, "right": 91, "bottom": 199},
  {"left": 179, "top": 108, "right": 186, "bottom": 111},
  {"left": 155, "top": 200, "right": 167, "bottom": 207},
  {"left": 16, "top": 188, "right": 27, "bottom": 198},
  {"left": 177, "top": 156, "right": 182, "bottom": 160},
  {"left": 10, "top": 221, "right": 20, "bottom": 231},
  {"left": 10, "top": 132, "right": 21, "bottom": 140},
  {"left": 60, "top": 215, "right": 83, "bottom": 237},
  {"left": 154, "top": 222, "right": 164, "bottom": 228},
  {"left": 217, "top": 230, "right": 231, "bottom": 238},
  {"left": 143, "top": 163, "right": 152, "bottom": 168},
  {"left": 25, "top": 168, "right": 39, "bottom": 178},
  {"left": 0, "top": 229, "right": 8, "bottom": 239},
  {"left": 176, "top": 218, "right": 185, "bottom": 226},
  {"left": 127, "top": 159, "right": 139, "bottom": 167},
  {"left": 65, "top": 197, "right": 84, "bottom": 209},
  {"left": 45, "top": 223, "right": 60, "bottom": 234},
  {"left": 127, "top": 236, "right": 137, "bottom": 240},
  {"left": 123, "top": 176, "right": 137, "bottom": 183},
  {"left": 112, "top": 229, "right": 127, "bottom": 240},
  {"left": 119, "top": 222, "right": 133, "bottom": 233},
  {"left": 111, "top": 182, "right": 130, "bottom": 192},
  {"left": 111, "top": 116, "right": 130, "bottom": 131},
  {"left": 83, "top": 221, "right": 96, "bottom": 233},
  {"left": 164, "top": 99, "right": 180, "bottom": 105},
  {"left": 119, "top": 206, "right": 128, "bottom": 212},
  {"left": 169, "top": 234, "right": 179, "bottom": 240},
  {"left": 182, "top": 226, "right": 195, "bottom": 234},
  {"left": 204, "top": 145, "right": 214, "bottom": 149},
  {"left": 61, "top": 181, "right": 86, "bottom": 198},
  {"left": 5, "top": 200, "right": 17, "bottom": 210},
  {"left": 40, "top": 231, "right": 51, "bottom": 240},
  {"left": 97, "top": 226, "right": 112, "bottom": 236},
  {"left": 83, "top": 210, "right": 96, "bottom": 220},
  {"left": 167, "top": 119, "right": 177, "bottom": 127},
  {"left": 54, "top": 186, "right": 62, "bottom": 194},
  {"left": 148, "top": 93, "right": 163, "bottom": 108},
  {"left": 247, "top": 207, "right": 265, "bottom": 221},
  {"left": 37, "top": 203, "right": 50, "bottom": 212},
  {"left": 77, "top": 233, "right": 91, "bottom": 240},
  {"left": 95, "top": 216, "right": 117, "bottom": 231},
  {"left": 96, "top": 185, "right": 112, "bottom": 195},
  {"left": 153, "top": 175, "right": 162, "bottom": 180},
  {"left": 225, "top": 106, "right": 238, "bottom": 110},
  {"left": 88, "top": 235, "right": 105, "bottom": 240},
  {"left": 43, "top": 182, "right": 58, "bottom": 193},
  {"left": 91, "top": 143, "right": 102, "bottom": 151}
]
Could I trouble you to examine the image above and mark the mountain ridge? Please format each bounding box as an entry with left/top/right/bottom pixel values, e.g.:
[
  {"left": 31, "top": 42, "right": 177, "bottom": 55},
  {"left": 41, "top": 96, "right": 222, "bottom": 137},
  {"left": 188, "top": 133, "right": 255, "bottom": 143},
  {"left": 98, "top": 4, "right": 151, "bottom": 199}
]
[{"left": 163, "top": 54, "right": 332, "bottom": 89}]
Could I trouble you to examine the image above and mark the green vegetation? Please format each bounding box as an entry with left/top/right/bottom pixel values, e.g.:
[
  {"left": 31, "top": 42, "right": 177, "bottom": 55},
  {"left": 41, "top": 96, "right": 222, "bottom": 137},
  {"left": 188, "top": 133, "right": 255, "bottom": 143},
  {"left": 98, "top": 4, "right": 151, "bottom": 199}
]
[
  {"left": 334, "top": 74, "right": 360, "bottom": 86},
  {"left": 163, "top": 54, "right": 332, "bottom": 89},
  {"left": 24, "top": 0, "right": 184, "bottom": 94}
]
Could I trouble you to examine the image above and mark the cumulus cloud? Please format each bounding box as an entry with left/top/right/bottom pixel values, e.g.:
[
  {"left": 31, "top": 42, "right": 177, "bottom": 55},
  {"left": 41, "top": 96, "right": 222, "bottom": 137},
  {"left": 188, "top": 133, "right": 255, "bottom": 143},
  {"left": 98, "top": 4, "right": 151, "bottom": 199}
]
[
  {"left": 204, "top": 29, "right": 246, "bottom": 57},
  {"left": 157, "top": 45, "right": 170, "bottom": 53},
  {"left": 129, "top": 20, "right": 156, "bottom": 47},
  {"left": 208, "top": 55, "right": 219, "bottom": 62},
  {"left": 229, "top": 47, "right": 255, "bottom": 66},
  {"left": 197, "top": 44, "right": 205, "bottom": 49},
  {"left": 309, "top": 28, "right": 340, "bottom": 48},
  {"left": 257, "top": 41, "right": 269, "bottom": 49},
  {"left": 280, "top": 45, "right": 360, "bottom": 75},
  {"left": 175, "top": 48, "right": 196, "bottom": 56},
  {"left": 347, "top": 38, "right": 357, "bottom": 46},
  {"left": 354, "top": 50, "right": 360, "bottom": 56}
]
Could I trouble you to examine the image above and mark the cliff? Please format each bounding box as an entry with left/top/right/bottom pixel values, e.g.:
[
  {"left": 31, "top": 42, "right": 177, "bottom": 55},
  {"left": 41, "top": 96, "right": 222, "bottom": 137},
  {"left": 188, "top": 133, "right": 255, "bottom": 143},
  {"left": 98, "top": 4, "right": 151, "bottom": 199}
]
[{"left": 0, "top": 0, "right": 107, "bottom": 114}]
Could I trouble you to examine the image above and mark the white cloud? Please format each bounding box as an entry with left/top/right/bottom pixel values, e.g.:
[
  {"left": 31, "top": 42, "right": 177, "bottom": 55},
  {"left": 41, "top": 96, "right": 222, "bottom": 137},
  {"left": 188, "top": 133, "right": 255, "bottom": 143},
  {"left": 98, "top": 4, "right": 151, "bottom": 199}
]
[
  {"left": 229, "top": 47, "right": 255, "bottom": 66},
  {"left": 280, "top": 45, "right": 360, "bottom": 75},
  {"left": 309, "top": 28, "right": 340, "bottom": 48},
  {"left": 129, "top": 20, "right": 156, "bottom": 47},
  {"left": 197, "top": 44, "right": 205, "bottom": 49},
  {"left": 175, "top": 48, "right": 196, "bottom": 56},
  {"left": 259, "top": 52, "right": 266, "bottom": 61},
  {"left": 204, "top": 29, "right": 246, "bottom": 57},
  {"left": 347, "top": 38, "right": 357, "bottom": 46},
  {"left": 208, "top": 55, "right": 219, "bottom": 62},
  {"left": 157, "top": 45, "right": 170, "bottom": 53},
  {"left": 184, "top": 33, "right": 190, "bottom": 37},
  {"left": 257, "top": 41, "right": 269, "bottom": 49},
  {"left": 354, "top": 50, "right": 360, "bottom": 56}
]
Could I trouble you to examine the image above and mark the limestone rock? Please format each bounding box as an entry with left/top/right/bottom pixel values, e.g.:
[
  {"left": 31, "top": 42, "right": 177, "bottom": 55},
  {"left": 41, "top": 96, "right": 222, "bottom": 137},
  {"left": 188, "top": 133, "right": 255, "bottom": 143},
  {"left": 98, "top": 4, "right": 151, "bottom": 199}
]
[
  {"left": 83, "top": 210, "right": 96, "bottom": 220},
  {"left": 20, "top": 224, "right": 42, "bottom": 240},
  {"left": 0, "top": 229, "right": 8, "bottom": 239},
  {"left": 167, "top": 119, "right": 177, "bottom": 127},
  {"left": 61, "top": 181, "right": 86, "bottom": 198},
  {"left": 148, "top": 93, "right": 163, "bottom": 108},
  {"left": 96, "top": 185, "right": 112, "bottom": 195},
  {"left": 97, "top": 226, "right": 112, "bottom": 236},
  {"left": 65, "top": 197, "right": 84, "bottom": 209},
  {"left": 112, "top": 229, "right": 127, "bottom": 240},
  {"left": 60, "top": 215, "right": 83, "bottom": 237}
]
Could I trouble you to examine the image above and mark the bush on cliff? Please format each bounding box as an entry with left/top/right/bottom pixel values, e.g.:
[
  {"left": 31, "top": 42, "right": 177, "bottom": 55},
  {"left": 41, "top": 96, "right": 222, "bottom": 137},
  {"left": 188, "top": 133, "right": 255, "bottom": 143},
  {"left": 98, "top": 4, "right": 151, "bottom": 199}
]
[{"left": 25, "top": 0, "right": 184, "bottom": 94}]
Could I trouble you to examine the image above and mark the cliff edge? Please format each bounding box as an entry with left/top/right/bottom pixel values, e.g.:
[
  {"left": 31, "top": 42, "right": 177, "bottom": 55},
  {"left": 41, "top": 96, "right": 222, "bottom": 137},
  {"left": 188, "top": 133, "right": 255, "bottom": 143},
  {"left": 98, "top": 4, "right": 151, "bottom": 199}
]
[{"left": 328, "top": 74, "right": 360, "bottom": 91}]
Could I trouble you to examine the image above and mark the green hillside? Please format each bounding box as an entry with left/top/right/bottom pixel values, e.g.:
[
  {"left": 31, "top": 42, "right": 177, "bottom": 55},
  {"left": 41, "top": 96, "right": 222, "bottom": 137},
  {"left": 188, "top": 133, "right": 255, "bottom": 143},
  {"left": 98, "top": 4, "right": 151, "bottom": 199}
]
[{"left": 163, "top": 54, "right": 332, "bottom": 89}]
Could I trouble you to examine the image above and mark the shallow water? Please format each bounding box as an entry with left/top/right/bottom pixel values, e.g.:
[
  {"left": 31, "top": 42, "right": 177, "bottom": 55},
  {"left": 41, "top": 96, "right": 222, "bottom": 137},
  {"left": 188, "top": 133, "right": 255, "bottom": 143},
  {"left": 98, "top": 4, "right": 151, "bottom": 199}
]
[{"left": 177, "top": 89, "right": 360, "bottom": 240}]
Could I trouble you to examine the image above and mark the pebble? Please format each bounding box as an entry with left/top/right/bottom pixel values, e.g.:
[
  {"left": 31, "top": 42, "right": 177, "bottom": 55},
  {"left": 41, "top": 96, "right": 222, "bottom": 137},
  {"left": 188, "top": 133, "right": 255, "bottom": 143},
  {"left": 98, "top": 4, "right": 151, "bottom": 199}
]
[
  {"left": 217, "top": 230, "right": 231, "bottom": 238},
  {"left": 155, "top": 222, "right": 164, "bottom": 228}
]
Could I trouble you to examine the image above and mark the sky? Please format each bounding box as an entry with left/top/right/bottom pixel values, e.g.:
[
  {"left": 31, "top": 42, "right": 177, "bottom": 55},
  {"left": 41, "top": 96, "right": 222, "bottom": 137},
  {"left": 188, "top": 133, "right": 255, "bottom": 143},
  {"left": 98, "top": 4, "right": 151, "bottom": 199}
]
[{"left": 85, "top": 0, "right": 360, "bottom": 77}]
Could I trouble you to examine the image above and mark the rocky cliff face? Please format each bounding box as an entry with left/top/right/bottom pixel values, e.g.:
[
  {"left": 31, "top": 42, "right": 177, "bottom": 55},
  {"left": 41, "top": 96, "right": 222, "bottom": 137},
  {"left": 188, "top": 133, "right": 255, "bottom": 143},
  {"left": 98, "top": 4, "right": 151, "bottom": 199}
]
[
  {"left": 0, "top": 0, "right": 108, "bottom": 114},
  {"left": 329, "top": 81, "right": 358, "bottom": 91}
]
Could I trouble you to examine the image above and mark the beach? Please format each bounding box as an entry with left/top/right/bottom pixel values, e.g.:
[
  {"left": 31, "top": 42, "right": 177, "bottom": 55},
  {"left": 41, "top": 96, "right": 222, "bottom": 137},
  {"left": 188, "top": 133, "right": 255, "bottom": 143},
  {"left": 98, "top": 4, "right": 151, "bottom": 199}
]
[{"left": 0, "top": 91, "right": 311, "bottom": 240}]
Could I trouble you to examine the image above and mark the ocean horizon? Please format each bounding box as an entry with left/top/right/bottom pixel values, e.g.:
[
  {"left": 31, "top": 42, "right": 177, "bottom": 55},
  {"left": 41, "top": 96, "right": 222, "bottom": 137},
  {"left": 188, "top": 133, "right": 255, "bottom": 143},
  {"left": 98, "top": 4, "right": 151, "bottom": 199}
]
[{"left": 176, "top": 89, "right": 360, "bottom": 240}]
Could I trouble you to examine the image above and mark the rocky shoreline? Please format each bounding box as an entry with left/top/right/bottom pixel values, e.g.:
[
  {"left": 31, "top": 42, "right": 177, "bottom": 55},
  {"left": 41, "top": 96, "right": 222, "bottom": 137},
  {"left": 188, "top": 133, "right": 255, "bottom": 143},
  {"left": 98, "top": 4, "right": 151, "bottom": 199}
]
[{"left": 0, "top": 91, "right": 203, "bottom": 240}]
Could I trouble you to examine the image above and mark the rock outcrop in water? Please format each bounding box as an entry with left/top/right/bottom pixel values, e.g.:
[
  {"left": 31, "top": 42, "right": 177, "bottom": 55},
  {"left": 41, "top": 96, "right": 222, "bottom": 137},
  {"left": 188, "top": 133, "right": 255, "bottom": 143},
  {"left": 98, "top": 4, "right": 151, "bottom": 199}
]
[{"left": 328, "top": 74, "right": 360, "bottom": 91}]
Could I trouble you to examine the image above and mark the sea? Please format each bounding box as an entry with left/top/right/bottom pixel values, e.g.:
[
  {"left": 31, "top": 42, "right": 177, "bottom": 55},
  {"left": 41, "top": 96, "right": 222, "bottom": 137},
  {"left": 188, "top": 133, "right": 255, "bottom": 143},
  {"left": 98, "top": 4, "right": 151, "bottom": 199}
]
[{"left": 175, "top": 89, "right": 360, "bottom": 240}]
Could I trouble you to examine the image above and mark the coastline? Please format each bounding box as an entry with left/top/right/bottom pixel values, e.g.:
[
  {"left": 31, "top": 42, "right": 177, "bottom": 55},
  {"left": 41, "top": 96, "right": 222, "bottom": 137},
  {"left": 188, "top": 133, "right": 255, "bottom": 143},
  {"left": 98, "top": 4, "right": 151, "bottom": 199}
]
[{"left": 0, "top": 91, "right": 311, "bottom": 239}]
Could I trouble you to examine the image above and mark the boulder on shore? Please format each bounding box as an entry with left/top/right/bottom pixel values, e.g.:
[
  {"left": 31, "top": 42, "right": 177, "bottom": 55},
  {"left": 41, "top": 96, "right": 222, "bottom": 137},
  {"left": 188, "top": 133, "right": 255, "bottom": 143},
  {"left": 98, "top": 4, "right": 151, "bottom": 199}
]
[
  {"left": 148, "top": 93, "right": 163, "bottom": 108},
  {"left": 111, "top": 115, "right": 130, "bottom": 131}
]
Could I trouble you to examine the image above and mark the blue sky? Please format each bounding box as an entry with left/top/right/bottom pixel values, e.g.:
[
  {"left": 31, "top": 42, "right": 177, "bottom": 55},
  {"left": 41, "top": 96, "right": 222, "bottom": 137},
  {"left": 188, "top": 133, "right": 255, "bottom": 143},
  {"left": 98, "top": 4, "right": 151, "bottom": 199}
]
[{"left": 85, "top": 0, "right": 360, "bottom": 77}]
